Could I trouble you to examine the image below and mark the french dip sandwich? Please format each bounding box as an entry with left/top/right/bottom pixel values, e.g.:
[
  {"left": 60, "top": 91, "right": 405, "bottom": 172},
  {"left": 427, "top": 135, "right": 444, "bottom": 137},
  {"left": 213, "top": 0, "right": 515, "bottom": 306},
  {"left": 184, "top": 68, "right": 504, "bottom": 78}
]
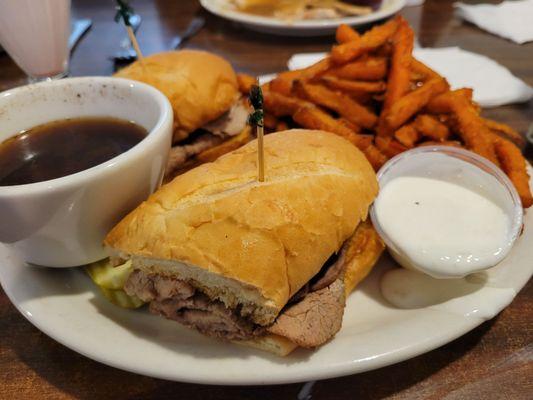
[
  {"left": 105, "top": 129, "right": 383, "bottom": 355},
  {"left": 115, "top": 50, "right": 251, "bottom": 179}
]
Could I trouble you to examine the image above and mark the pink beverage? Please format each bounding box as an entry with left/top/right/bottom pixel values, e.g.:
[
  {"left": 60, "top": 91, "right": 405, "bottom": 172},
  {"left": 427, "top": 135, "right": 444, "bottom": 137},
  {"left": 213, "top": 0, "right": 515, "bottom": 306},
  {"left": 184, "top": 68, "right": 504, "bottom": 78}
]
[{"left": 0, "top": 0, "right": 70, "bottom": 82}]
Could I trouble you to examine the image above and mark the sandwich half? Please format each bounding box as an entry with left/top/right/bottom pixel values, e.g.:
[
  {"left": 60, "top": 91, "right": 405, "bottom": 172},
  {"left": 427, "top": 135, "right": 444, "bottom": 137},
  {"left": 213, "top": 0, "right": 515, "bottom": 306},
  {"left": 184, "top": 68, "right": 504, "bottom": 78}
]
[
  {"left": 104, "top": 129, "right": 382, "bottom": 355},
  {"left": 114, "top": 50, "right": 251, "bottom": 179}
]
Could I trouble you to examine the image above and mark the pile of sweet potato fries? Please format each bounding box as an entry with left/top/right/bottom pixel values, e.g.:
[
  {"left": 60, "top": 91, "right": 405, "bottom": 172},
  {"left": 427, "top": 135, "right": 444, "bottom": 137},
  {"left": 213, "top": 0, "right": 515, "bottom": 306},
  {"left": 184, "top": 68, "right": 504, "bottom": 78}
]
[{"left": 237, "top": 16, "right": 533, "bottom": 208}]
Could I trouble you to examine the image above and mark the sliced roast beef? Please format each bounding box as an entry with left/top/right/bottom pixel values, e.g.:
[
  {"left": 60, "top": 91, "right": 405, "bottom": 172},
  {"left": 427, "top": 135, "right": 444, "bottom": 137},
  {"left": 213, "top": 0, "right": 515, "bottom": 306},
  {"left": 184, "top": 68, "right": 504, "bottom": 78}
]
[
  {"left": 150, "top": 294, "right": 263, "bottom": 341},
  {"left": 201, "top": 99, "right": 250, "bottom": 137},
  {"left": 164, "top": 98, "right": 250, "bottom": 181},
  {"left": 124, "top": 270, "right": 195, "bottom": 302},
  {"left": 267, "top": 279, "right": 346, "bottom": 348},
  {"left": 309, "top": 253, "right": 345, "bottom": 292},
  {"left": 124, "top": 270, "right": 262, "bottom": 340},
  {"left": 165, "top": 133, "right": 223, "bottom": 180},
  {"left": 124, "top": 256, "right": 346, "bottom": 345}
]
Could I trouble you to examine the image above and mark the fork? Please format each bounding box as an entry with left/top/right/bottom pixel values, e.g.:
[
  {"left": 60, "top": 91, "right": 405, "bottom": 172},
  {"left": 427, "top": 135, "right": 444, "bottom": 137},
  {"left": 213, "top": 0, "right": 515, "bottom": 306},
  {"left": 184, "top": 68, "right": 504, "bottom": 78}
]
[{"left": 170, "top": 17, "right": 205, "bottom": 50}]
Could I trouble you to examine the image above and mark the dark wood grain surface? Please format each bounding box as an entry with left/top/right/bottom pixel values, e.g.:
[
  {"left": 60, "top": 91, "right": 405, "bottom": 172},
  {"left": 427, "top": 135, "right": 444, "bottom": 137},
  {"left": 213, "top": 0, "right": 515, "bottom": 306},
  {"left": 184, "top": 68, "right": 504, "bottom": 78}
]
[{"left": 0, "top": 0, "right": 531, "bottom": 399}]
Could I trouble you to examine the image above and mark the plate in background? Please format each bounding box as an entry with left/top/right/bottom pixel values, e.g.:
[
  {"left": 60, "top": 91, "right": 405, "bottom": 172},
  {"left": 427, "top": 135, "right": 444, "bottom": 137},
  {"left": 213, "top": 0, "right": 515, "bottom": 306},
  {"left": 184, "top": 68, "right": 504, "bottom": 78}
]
[{"left": 200, "top": 0, "right": 406, "bottom": 36}]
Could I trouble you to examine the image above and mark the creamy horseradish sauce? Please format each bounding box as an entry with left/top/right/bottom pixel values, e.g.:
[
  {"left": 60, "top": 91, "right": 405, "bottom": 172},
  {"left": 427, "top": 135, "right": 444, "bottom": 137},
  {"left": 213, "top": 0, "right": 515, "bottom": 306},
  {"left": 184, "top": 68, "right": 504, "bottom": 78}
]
[
  {"left": 379, "top": 268, "right": 516, "bottom": 313},
  {"left": 374, "top": 176, "right": 512, "bottom": 278}
]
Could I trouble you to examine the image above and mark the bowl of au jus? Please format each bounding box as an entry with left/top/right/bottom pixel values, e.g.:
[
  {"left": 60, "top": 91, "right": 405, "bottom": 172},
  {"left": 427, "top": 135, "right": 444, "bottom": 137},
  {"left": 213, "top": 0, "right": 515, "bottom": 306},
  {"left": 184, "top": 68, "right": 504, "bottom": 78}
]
[{"left": 0, "top": 77, "right": 173, "bottom": 267}]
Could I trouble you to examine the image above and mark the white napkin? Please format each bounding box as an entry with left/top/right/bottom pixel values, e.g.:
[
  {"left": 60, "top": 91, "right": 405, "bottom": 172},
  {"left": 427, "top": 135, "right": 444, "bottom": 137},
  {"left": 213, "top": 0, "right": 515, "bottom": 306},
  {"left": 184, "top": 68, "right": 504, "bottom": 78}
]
[
  {"left": 413, "top": 47, "right": 533, "bottom": 107},
  {"left": 287, "top": 52, "right": 326, "bottom": 71},
  {"left": 454, "top": 0, "right": 533, "bottom": 44},
  {"left": 287, "top": 48, "right": 533, "bottom": 108}
]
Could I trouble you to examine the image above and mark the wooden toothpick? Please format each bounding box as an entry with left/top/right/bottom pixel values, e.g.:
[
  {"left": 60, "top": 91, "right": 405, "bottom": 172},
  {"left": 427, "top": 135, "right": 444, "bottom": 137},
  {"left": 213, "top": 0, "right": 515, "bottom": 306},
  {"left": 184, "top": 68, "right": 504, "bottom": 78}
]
[
  {"left": 248, "top": 84, "right": 265, "bottom": 182},
  {"left": 257, "top": 123, "right": 265, "bottom": 182},
  {"left": 126, "top": 25, "right": 144, "bottom": 60},
  {"left": 115, "top": 0, "right": 145, "bottom": 69}
]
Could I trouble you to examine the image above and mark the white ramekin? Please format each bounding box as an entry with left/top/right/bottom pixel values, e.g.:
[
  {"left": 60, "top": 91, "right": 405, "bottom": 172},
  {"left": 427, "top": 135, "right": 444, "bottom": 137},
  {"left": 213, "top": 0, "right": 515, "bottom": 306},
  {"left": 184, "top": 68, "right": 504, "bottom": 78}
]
[
  {"left": 370, "top": 145, "right": 524, "bottom": 279},
  {"left": 0, "top": 77, "right": 173, "bottom": 267}
]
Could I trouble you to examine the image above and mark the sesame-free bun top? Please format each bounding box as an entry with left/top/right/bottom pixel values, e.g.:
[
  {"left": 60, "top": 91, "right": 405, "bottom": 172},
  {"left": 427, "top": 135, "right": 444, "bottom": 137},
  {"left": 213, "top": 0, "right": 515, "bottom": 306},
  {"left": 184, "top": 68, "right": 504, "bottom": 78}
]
[
  {"left": 104, "top": 130, "right": 378, "bottom": 325},
  {"left": 114, "top": 50, "right": 239, "bottom": 142}
]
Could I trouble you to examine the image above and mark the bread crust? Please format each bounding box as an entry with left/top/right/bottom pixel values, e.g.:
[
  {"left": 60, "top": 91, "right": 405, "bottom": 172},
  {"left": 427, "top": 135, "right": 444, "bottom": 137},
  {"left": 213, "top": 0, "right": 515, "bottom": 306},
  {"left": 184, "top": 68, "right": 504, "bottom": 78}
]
[
  {"left": 114, "top": 50, "right": 238, "bottom": 142},
  {"left": 238, "top": 221, "right": 384, "bottom": 356},
  {"left": 234, "top": 334, "right": 299, "bottom": 357},
  {"left": 105, "top": 130, "right": 378, "bottom": 325}
]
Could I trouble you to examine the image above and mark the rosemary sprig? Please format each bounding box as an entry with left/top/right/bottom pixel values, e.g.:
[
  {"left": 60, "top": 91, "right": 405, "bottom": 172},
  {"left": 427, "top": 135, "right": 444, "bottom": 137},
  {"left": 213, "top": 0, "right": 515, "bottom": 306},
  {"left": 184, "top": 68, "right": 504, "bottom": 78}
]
[{"left": 114, "top": 0, "right": 134, "bottom": 26}]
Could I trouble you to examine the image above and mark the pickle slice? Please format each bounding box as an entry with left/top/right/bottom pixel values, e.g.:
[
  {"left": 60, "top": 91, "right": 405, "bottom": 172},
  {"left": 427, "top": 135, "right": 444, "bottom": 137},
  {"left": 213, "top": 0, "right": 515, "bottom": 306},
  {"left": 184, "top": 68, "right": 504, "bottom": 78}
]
[
  {"left": 98, "top": 287, "right": 145, "bottom": 309},
  {"left": 85, "top": 258, "right": 133, "bottom": 290},
  {"left": 85, "top": 258, "right": 145, "bottom": 309}
]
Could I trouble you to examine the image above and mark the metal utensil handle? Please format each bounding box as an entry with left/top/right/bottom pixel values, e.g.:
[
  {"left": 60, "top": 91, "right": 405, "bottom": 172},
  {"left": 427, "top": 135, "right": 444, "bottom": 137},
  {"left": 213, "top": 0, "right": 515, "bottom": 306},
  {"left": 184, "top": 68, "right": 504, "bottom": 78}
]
[
  {"left": 69, "top": 19, "right": 92, "bottom": 52},
  {"left": 172, "top": 17, "right": 205, "bottom": 50}
]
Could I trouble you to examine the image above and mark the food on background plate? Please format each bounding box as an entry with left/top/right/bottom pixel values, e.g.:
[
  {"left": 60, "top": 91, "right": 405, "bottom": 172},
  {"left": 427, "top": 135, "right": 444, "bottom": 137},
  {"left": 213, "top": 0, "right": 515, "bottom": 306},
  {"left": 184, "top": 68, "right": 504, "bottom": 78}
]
[
  {"left": 102, "top": 129, "right": 384, "bottom": 356},
  {"left": 114, "top": 50, "right": 252, "bottom": 180},
  {"left": 245, "top": 16, "right": 532, "bottom": 208},
  {"left": 0, "top": 117, "right": 146, "bottom": 186},
  {"left": 229, "top": 0, "right": 375, "bottom": 20}
]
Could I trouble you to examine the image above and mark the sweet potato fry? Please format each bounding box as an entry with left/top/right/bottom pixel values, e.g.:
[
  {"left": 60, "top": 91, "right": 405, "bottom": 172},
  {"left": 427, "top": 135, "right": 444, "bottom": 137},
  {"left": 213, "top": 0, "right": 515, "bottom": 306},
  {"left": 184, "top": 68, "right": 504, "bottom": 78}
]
[
  {"left": 394, "top": 123, "right": 420, "bottom": 148},
  {"left": 299, "top": 57, "right": 333, "bottom": 82},
  {"left": 357, "top": 134, "right": 375, "bottom": 150},
  {"left": 327, "top": 57, "right": 388, "bottom": 81},
  {"left": 363, "top": 144, "right": 388, "bottom": 170},
  {"left": 336, "top": 23, "right": 360, "bottom": 43},
  {"left": 372, "top": 93, "right": 386, "bottom": 102},
  {"left": 263, "top": 113, "right": 278, "bottom": 130},
  {"left": 269, "top": 69, "right": 303, "bottom": 96},
  {"left": 261, "top": 81, "right": 271, "bottom": 93},
  {"left": 493, "top": 137, "right": 533, "bottom": 207},
  {"left": 340, "top": 219, "right": 385, "bottom": 296},
  {"left": 321, "top": 76, "right": 386, "bottom": 95},
  {"left": 275, "top": 121, "right": 289, "bottom": 132},
  {"left": 419, "top": 140, "right": 463, "bottom": 148},
  {"left": 426, "top": 88, "right": 473, "bottom": 114},
  {"left": 331, "top": 17, "right": 399, "bottom": 64},
  {"left": 410, "top": 70, "right": 426, "bottom": 82},
  {"left": 263, "top": 91, "right": 314, "bottom": 117},
  {"left": 456, "top": 88, "right": 474, "bottom": 102},
  {"left": 338, "top": 117, "right": 362, "bottom": 134},
  {"left": 435, "top": 113, "right": 456, "bottom": 128},
  {"left": 413, "top": 114, "right": 450, "bottom": 141},
  {"left": 411, "top": 58, "right": 441, "bottom": 81},
  {"left": 384, "top": 78, "right": 449, "bottom": 130},
  {"left": 483, "top": 118, "right": 525, "bottom": 146},
  {"left": 375, "top": 136, "right": 408, "bottom": 158},
  {"left": 292, "top": 106, "right": 368, "bottom": 149},
  {"left": 374, "top": 42, "right": 393, "bottom": 58},
  {"left": 236, "top": 73, "right": 257, "bottom": 95},
  {"left": 196, "top": 126, "right": 252, "bottom": 163},
  {"left": 293, "top": 81, "right": 378, "bottom": 129},
  {"left": 440, "top": 93, "right": 499, "bottom": 164},
  {"left": 335, "top": 123, "right": 374, "bottom": 154},
  {"left": 382, "top": 18, "right": 414, "bottom": 112}
]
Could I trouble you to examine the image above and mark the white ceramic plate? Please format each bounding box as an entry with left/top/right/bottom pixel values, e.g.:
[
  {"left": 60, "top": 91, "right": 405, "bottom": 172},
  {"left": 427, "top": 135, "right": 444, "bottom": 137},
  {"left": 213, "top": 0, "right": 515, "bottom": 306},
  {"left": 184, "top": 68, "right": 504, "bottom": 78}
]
[
  {"left": 200, "top": 0, "right": 406, "bottom": 36},
  {"left": 1, "top": 203, "right": 532, "bottom": 385}
]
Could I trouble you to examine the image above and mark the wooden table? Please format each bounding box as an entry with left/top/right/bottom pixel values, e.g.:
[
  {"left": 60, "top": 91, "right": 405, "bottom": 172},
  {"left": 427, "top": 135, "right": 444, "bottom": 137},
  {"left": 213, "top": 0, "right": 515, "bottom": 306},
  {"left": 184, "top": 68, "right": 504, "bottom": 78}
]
[{"left": 0, "top": 0, "right": 531, "bottom": 398}]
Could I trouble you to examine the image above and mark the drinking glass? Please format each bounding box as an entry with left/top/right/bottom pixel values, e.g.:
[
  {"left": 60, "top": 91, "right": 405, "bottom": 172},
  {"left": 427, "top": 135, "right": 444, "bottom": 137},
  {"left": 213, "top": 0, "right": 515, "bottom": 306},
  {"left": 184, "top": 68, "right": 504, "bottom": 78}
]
[{"left": 0, "top": 0, "right": 71, "bottom": 83}]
